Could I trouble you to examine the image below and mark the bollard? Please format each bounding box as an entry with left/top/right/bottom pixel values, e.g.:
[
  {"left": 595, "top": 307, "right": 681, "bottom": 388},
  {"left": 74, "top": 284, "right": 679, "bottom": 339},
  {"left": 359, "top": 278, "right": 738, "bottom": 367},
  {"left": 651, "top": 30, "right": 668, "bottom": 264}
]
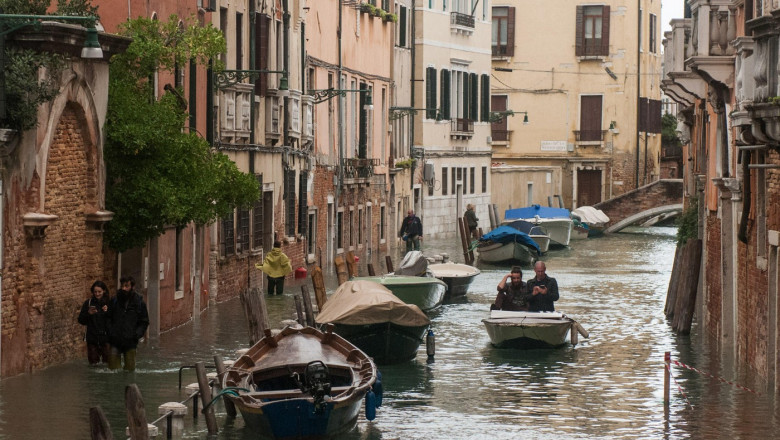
[
  {"left": 206, "top": 372, "right": 219, "bottom": 397},
  {"left": 185, "top": 383, "right": 199, "bottom": 418},
  {"left": 158, "top": 402, "right": 187, "bottom": 438},
  {"left": 125, "top": 423, "right": 159, "bottom": 439},
  {"left": 426, "top": 329, "right": 435, "bottom": 363},
  {"left": 664, "top": 351, "right": 671, "bottom": 405}
]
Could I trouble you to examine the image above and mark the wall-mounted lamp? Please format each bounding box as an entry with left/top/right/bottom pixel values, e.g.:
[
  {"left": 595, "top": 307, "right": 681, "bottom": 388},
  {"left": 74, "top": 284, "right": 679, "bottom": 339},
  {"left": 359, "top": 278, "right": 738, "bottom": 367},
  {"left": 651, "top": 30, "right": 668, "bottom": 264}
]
[
  {"left": 213, "top": 69, "right": 288, "bottom": 92},
  {"left": 363, "top": 91, "right": 373, "bottom": 110},
  {"left": 609, "top": 120, "right": 618, "bottom": 134},
  {"left": 489, "top": 110, "right": 528, "bottom": 124},
  {"left": 309, "top": 87, "right": 372, "bottom": 105},
  {"left": 389, "top": 106, "right": 439, "bottom": 120},
  {"left": 80, "top": 26, "right": 103, "bottom": 59}
]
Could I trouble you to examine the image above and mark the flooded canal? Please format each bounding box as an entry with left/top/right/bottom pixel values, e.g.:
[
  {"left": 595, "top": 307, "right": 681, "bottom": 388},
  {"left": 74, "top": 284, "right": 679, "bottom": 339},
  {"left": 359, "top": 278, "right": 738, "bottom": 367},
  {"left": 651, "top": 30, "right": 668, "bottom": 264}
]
[{"left": 1, "top": 227, "right": 778, "bottom": 439}]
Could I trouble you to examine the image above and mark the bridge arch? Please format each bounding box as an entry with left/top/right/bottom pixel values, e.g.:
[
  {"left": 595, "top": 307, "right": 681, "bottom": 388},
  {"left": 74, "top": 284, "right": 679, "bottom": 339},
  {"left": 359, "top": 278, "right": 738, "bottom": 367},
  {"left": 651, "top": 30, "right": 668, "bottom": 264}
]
[{"left": 605, "top": 204, "right": 683, "bottom": 233}]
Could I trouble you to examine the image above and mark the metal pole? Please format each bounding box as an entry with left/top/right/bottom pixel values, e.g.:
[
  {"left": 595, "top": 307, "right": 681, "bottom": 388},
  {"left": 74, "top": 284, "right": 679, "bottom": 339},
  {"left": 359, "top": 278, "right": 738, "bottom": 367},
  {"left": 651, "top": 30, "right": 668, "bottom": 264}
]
[{"left": 663, "top": 351, "right": 670, "bottom": 404}]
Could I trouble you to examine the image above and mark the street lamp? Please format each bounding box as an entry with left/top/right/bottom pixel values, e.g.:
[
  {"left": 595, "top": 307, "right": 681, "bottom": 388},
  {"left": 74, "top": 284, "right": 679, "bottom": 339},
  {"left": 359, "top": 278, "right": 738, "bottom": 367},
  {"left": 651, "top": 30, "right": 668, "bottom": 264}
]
[
  {"left": 489, "top": 110, "right": 528, "bottom": 124},
  {"left": 389, "top": 106, "right": 440, "bottom": 120},
  {"left": 309, "top": 87, "right": 372, "bottom": 105},
  {"left": 213, "top": 69, "right": 288, "bottom": 92}
]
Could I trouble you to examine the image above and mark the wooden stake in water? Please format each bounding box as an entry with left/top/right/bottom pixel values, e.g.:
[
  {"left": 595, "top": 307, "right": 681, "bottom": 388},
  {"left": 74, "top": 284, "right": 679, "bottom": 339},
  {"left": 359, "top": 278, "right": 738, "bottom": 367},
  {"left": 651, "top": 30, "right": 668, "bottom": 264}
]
[{"left": 664, "top": 351, "right": 671, "bottom": 405}]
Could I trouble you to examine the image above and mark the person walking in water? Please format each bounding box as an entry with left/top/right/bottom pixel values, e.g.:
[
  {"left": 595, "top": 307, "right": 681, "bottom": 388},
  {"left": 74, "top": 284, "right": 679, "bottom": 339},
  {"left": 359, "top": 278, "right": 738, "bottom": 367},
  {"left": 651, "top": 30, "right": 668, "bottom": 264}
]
[
  {"left": 464, "top": 204, "right": 479, "bottom": 239},
  {"left": 257, "top": 240, "right": 293, "bottom": 295},
  {"left": 399, "top": 209, "right": 423, "bottom": 253},
  {"left": 107, "top": 276, "right": 149, "bottom": 371},
  {"left": 78, "top": 280, "right": 111, "bottom": 365}
]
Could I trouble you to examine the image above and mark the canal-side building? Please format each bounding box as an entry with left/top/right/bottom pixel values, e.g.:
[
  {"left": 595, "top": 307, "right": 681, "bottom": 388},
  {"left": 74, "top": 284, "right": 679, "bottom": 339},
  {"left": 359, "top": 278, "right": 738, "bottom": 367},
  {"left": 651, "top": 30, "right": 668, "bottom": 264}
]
[
  {"left": 306, "top": 1, "right": 393, "bottom": 267},
  {"left": 412, "top": 0, "right": 493, "bottom": 238},
  {"left": 662, "top": 1, "right": 780, "bottom": 391},
  {"left": 0, "top": 24, "right": 129, "bottom": 376},
  {"left": 491, "top": 0, "right": 663, "bottom": 214}
]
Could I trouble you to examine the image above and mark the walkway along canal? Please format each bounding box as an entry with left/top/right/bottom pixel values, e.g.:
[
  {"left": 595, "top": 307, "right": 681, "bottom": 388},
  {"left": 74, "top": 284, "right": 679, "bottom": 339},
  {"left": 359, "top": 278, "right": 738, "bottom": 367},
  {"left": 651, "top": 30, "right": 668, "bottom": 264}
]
[{"left": 0, "top": 227, "right": 777, "bottom": 439}]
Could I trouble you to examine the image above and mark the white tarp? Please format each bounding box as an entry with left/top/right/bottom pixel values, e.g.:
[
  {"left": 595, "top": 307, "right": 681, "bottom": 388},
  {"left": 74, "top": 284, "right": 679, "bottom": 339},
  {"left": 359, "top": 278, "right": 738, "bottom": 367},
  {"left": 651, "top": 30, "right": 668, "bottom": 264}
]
[
  {"left": 315, "top": 280, "right": 430, "bottom": 327},
  {"left": 571, "top": 206, "right": 610, "bottom": 225}
]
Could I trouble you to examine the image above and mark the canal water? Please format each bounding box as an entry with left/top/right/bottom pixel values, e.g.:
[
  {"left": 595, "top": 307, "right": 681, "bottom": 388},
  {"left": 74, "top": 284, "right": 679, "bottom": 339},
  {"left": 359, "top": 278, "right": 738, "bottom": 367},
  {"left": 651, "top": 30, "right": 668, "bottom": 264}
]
[{"left": 1, "top": 227, "right": 778, "bottom": 439}]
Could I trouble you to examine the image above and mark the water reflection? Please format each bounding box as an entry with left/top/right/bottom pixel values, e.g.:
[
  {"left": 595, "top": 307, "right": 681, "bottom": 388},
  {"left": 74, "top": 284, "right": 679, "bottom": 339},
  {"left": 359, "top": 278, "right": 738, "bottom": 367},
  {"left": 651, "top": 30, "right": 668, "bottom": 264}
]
[{"left": 1, "top": 227, "right": 779, "bottom": 439}]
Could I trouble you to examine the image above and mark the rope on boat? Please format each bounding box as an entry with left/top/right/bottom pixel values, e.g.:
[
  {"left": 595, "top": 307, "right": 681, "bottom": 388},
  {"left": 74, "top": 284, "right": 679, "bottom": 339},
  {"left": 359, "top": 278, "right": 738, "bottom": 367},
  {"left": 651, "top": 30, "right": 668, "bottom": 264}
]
[{"left": 203, "top": 387, "right": 251, "bottom": 413}]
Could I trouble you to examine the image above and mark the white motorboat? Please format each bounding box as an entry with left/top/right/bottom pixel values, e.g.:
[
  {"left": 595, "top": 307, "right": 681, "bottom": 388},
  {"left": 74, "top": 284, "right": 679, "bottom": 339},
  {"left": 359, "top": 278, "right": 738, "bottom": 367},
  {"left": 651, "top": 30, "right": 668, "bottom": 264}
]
[
  {"left": 572, "top": 206, "right": 610, "bottom": 237},
  {"left": 427, "top": 262, "right": 481, "bottom": 298},
  {"left": 504, "top": 205, "right": 573, "bottom": 247},
  {"left": 482, "top": 310, "right": 588, "bottom": 348},
  {"left": 476, "top": 225, "right": 541, "bottom": 266}
]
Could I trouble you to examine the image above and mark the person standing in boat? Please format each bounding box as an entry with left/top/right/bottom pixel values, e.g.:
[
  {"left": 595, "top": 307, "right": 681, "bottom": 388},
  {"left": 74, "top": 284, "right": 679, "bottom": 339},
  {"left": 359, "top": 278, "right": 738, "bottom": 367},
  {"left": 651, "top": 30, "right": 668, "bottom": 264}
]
[
  {"left": 526, "top": 261, "right": 559, "bottom": 312},
  {"left": 77, "top": 280, "right": 111, "bottom": 365},
  {"left": 107, "top": 276, "right": 149, "bottom": 371},
  {"left": 399, "top": 210, "right": 423, "bottom": 253},
  {"left": 464, "top": 204, "right": 479, "bottom": 239},
  {"left": 491, "top": 266, "right": 530, "bottom": 311}
]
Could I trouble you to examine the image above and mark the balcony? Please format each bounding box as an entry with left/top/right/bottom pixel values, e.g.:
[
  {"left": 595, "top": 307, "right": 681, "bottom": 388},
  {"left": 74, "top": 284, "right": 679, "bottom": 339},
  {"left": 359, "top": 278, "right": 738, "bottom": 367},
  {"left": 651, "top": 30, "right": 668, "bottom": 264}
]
[
  {"left": 450, "top": 118, "right": 474, "bottom": 139},
  {"left": 344, "top": 158, "right": 378, "bottom": 179},
  {"left": 491, "top": 129, "right": 512, "bottom": 143},
  {"left": 573, "top": 129, "right": 608, "bottom": 143},
  {"left": 450, "top": 11, "right": 475, "bottom": 35}
]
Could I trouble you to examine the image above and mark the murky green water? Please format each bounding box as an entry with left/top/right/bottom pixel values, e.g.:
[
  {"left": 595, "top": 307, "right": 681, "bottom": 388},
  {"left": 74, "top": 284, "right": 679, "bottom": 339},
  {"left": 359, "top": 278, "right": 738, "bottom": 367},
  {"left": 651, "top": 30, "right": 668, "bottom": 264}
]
[{"left": 1, "top": 227, "right": 778, "bottom": 439}]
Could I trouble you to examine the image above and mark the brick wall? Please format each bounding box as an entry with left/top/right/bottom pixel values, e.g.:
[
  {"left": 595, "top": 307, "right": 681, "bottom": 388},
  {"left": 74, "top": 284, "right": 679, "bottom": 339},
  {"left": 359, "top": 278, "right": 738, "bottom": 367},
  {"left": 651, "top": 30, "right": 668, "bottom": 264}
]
[
  {"left": 704, "top": 215, "right": 722, "bottom": 342},
  {"left": 594, "top": 179, "right": 683, "bottom": 227},
  {"left": 2, "top": 104, "right": 107, "bottom": 376}
]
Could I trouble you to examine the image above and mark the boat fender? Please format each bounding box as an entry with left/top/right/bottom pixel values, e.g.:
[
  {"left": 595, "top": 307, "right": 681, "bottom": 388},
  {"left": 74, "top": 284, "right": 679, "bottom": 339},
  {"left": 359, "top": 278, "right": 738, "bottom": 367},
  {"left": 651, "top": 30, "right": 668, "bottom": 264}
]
[
  {"left": 426, "top": 329, "right": 435, "bottom": 363},
  {"left": 574, "top": 322, "right": 589, "bottom": 339},
  {"left": 365, "top": 390, "right": 377, "bottom": 421},
  {"left": 373, "top": 370, "right": 383, "bottom": 407}
]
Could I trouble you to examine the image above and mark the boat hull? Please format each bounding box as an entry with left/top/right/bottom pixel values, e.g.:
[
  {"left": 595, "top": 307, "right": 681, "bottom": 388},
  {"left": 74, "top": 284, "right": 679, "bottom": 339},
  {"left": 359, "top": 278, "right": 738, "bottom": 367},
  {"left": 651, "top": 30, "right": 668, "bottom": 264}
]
[
  {"left": 333, "top": 322, "right": 429, "bottom": 364},
  {"left": 427, "top": 263, "right": 481, "bottom": 298},
  {"left": 477, "top": 241, "right": 536, "bottom": 265},
  {"left": 482, "top": 312, "right": 573, "bottom": 348},
  {"left": 351, "top": 276, "right": 447, "bottom": 312},
  {"left": 570, "top": 224, "right": 589, "bottom": 240},
  {"left": 237, "top": 397, "right": 362, "bottom": 439}
]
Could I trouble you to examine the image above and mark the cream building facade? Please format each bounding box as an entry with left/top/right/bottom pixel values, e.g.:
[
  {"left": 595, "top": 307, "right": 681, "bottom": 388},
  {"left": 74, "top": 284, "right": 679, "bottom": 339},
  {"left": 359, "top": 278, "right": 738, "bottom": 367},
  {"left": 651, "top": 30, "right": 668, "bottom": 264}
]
[{"left": 491, "top": 0, "right": 663, "bottom": 215}]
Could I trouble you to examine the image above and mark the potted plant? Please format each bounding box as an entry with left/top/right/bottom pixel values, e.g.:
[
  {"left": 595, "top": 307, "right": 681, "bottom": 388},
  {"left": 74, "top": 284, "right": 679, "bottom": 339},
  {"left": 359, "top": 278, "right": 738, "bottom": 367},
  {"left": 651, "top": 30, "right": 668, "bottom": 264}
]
[
  {"left": 383, "top": 13, "right": 398, "bottom": 23},
  {"left": 360, "top": 3, "right": 374, "bottom": 14}
]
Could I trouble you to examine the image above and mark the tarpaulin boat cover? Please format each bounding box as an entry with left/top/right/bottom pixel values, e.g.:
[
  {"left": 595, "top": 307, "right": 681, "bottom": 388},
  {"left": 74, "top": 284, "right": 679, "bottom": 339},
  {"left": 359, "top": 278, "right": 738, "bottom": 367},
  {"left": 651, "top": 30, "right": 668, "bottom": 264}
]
[
  {"left": 479, "top": 225, "right": 541, "bottom": 254},
  {"left": 571, "top": 206, "right": 610, "bottom": 225},
  {"left": 394, "top": 250, "right": 429, "bottom": 276},
  {"left": 315, "top": 280, "right": 430, "bottom": 327},
  {"left": 504, "top": 220, "right": 548, "bottom": 237},
  {"left": 505, "top": 205, "right": 571, "bottom": 220}
]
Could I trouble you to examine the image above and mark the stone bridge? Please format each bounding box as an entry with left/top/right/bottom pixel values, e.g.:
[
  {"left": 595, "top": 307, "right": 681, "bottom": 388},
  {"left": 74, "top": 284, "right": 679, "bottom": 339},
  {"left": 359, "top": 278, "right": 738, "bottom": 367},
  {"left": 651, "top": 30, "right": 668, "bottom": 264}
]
[{"left": 593, "top": 179, "right": 684, "bottom": 233}]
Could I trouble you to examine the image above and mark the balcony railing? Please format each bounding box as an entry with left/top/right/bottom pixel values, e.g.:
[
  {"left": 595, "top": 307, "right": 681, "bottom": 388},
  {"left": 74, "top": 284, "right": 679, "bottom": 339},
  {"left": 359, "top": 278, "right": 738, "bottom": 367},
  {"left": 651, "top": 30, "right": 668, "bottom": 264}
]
[
  {"left": 450, "top": 12, "right": 475, "bottom": 28},
  {"left": 573, "top": 129, "right": 607, "bottom": 142},
  {"left": 491, "top": 130, "right": 511, "bottom": 142},
  {"left": 451, "top": 118, "right": 474, "bottom": 133},
  {"left": 662, "top": 144, "right": 683, "bottom": 159},
  {"left": 344, "top": 158, "right": 379, "bottom": 179}
]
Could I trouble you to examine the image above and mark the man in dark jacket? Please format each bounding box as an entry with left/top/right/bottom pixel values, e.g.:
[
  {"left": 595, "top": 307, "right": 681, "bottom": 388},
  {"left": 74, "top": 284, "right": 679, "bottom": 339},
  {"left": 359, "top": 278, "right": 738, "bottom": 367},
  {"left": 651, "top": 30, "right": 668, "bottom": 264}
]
[
  {"left": 399, "top": 210, "right": 423, "bottom": 253},
  {"left": 526, "top": 261, "right": 559, "bottom": 312},
  {"left": 491, "top": 266, "right": 529, "bottom": 311},
  {"left": 107, "top": 276, "right": 149, "bottom": 371}
]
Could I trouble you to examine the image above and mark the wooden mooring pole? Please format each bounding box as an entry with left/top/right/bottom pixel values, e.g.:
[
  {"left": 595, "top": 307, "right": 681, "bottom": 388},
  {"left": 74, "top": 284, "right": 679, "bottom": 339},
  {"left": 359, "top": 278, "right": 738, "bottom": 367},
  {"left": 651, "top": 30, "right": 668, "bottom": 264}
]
[
  {"left": 663, "top": 351, "right": 671, "bottom": 405},
  {"left": 125, "top": 384, "right": 150, "bottom": 440},
  {"left": 385, "top": 255, "right": 394, "bottom": 273},
  {"left": 195, "top": 362, "right": 219, "bottom": 435},
  {"left": 89, "top": 406, "right": 114, "bottom": 440},
  {"left": 300, "top": 285, "right": 315, "bottom": 326},
  {"left": 213, "top": 356, "right": 237, "bottom": 418},
  {"left": 310, "top": 266, "right": 328, "bottom": 310}
]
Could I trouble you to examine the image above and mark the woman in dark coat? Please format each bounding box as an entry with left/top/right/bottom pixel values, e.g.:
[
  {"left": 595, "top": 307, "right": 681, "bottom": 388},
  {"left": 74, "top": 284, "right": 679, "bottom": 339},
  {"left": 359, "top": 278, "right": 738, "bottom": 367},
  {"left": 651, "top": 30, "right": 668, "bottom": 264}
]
[{"left": 77, "top": 280, "right": 111, "bottom": 365}]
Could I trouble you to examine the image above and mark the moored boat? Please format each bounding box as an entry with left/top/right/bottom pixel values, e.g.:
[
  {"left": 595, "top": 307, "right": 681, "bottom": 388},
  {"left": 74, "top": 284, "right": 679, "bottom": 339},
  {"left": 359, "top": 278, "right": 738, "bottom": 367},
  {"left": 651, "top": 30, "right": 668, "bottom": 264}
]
[
  {"left": 221, "top": 325, "right": 378, "bottom": 439},
  {"left": 427, "top": 262, "right": 481, "bottom": 298},
  {"left": 482, "top": 310, "right": 588, "bottom": 348},
  {"left": 351, "top": 275, "right": 447, "bottom": 312},
  {"left": 504, "top": 205, "right": 574, "bottom": 247},
  {"left": 570, "top": 218, "right": 589, "bottom": 240},
  {"left": 476, "top": 225, "right": 541, "bottom": 265},
  {"left": 502, "top": 219, "right": 551, "bottom": 253},
  {"left": 315, "top": 280, "right": 431, "bottom": 364},
  {"left": 571, "top": 206, "right": 610, "bottom": 237}
]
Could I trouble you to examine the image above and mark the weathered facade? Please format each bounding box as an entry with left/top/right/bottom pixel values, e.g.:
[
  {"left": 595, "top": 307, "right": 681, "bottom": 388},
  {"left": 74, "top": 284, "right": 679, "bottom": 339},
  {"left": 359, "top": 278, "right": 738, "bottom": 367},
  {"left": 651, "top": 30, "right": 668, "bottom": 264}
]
[
  {"left": 0, "top": 24, "right": 129, "bottom": 376},
  {"left": 662, "top": 1, "right": 780, "bottom": 391},
  {"left": 307, "top": 1, "right": 393, "bottom": 266},
  {"left": 413, "top": 1, "right": 493, "bottom": 238},
  {"left": 491, "top": 0, "right": 662, "bottom": 213}
]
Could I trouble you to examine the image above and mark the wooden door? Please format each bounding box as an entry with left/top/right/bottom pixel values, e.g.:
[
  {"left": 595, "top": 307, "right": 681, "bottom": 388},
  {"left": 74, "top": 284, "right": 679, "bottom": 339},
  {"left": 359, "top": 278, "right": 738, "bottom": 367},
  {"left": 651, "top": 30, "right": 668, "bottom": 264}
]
[{"left": 577, "top": 170, "right": 602, "bottom": 207}]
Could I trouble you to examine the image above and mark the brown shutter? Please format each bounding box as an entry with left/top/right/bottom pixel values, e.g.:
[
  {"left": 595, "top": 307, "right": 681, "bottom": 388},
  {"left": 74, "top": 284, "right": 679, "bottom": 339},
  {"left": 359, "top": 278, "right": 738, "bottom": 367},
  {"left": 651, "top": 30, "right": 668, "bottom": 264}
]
[
  {"left": 506, "top": 7, "right": 515, "bottom": 57},
  {"left": 650, "top": 99, "right": 662, "bottom": 133},
  {"left": 580, "top": 95, "right": 603, "bottom": 141},
  {"left": 256, "top": 14, "right": 270, "bottom": 96},
  {"left": 638, "top": 97, "right": 648, "bottom": 132},
  {"left": 601, "top": 5, "right": 610, "bottom": 56},
  {"left": 575, "top": 6, "right": 584, "bottom": 56}
]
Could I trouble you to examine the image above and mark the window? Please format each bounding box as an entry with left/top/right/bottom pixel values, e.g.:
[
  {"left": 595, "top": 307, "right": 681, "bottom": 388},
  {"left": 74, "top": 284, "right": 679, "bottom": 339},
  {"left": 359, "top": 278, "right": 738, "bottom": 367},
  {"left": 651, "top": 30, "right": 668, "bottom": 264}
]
[
  {"left": 307, "top": 210, "right": 316, "bottom": 257},
  {"left": 175, "top": 227, "right": 183, "bottom": 291},
  {"left": 482, "top": 166, "right": 487, "bottom": 193},
  {"left": 480, "top": 74, "right": 490, "bottom": 122},
  {"left": 253, "top": 174, "right": 264, "bottom": 249},
  {"left": 469, "top": 73, "right": 478, "bottom": 121},
  {"left": 492, "top": 7, "right": 515, "bottom": 56},
  {"left": 349, "top": 208, "right": 355, "bottom": 248},
  {"left": 491, "top": 95, "right": 508, "bottom": 141},
  {"left": 298, "top": 171, "right": 308, "bottom": 237},
  {"left": 222, "top": 211, "right": 235, "bottom": 255},
  {"left": 470, "top": 167, "right": 475, "bottom": 194},
  {"left": 649, "top": 13, "right": 657, "bottom": 53},
  {"left": 440, "top": 69, "right": 451, "bottom": 119},
  {"left": 426, "top": 67, "right": 437, "bottom": 119},
  {"left": 380, "top": 205, "right": 386, "bottom": 241},
  {"left": 256, "top": 14, "right": 270, "bottom": 95},
  {"left": 236, "top": 12, "right": 243, "bottom": 70},
  {"left": 336, "top": 210, "right": 344, "bottom": 251},
  {"left": 398, "top": 5, "right": 407, "bottom": 47},
  {"left": 284, "top": 169, "right": 296, "bottom": 236},
  {"left": 359, "top": 83, "right": 369, "bottom": 158},
  {"left": 442, "top": 167, "right": 448, "bottom": 195},
  {"left": 462, "top": 168, "right": 467, "bottom": 194},
  {"left": 576, "top": 5, "right": 610, "bottom": 57},
  {"left": 237, "top": 208, "right": 250, "bottom": 252},
  {"left": 451, "top": 168, "right": 456, "bottom": 196},
  {"left": 358, "top": 207, "right": 364, "bottom": 246},
  {"left": 579, "top": 95, "right": 603, "bottom": 141}
]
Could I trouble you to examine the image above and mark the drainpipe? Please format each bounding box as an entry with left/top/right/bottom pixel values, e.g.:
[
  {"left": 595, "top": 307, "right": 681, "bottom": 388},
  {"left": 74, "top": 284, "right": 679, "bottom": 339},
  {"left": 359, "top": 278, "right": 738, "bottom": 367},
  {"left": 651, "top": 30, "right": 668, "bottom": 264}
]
[
  {"left": 335, "top": 0, "right": 344, "bottom": 261},
  {"left": 283, "top": 0, "right": 291, "bottom": 150},
  {"left": 409, "top": 0, "right": 417, "bottom": 209},
  {"left": 635, "top": 0, "right": 641, "bottom": 190}
]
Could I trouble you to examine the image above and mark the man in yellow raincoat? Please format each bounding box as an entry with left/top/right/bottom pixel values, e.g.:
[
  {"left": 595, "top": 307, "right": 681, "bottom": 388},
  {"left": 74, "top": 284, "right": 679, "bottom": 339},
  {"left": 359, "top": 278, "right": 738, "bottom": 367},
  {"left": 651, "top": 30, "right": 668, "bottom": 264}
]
[{"left": 256, "top": 240, "right": 293, "bottom": 295}]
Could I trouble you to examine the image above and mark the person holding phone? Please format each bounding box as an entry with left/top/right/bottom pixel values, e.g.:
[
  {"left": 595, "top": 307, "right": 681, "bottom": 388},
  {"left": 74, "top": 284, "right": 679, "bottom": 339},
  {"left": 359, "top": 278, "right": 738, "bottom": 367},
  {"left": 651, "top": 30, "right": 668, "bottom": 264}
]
[
  {"left": 77, "top": 280, "right": 111, "bottom": 365},
  {"left": 490, "top": 266, "right": 530, "bottom": 311},
  {"left": 526, "top": 261, "right": 559, "bottom": 312}
]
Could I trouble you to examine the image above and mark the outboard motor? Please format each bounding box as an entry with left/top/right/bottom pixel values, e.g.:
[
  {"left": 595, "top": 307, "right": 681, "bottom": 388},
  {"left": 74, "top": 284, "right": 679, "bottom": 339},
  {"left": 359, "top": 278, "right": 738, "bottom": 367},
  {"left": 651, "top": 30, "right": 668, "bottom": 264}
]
[{"left": 303, "top": 360, "right": 331, "bottom": 414}]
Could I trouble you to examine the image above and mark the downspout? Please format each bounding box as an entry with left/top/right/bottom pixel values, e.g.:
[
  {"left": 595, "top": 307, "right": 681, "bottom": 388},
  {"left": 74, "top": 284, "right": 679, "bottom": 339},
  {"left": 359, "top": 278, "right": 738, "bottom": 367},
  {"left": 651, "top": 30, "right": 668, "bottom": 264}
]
[
  {"left": 738, "top": 149, "right": 750, "bottom": 243},
  {"left": 409, "top": 0, "right": 417, "bottom": 193},
  {"left": 335, "top": 0, "right": 344, "bottom": 261},
  {"left": 283, "top": 0, "right": 291, "bottom": 150},
  {"left": 635, "top": 0, "right": 641, "bottom": 190}
]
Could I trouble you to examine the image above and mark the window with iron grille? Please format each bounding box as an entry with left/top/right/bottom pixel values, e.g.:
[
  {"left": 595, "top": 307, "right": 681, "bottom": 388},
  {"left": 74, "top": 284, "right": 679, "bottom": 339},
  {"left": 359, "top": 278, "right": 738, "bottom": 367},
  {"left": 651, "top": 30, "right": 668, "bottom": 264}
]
[
  {"left": 307, "top": 211, "right": 316, "bottom": 256},
  {"left": 298, "top": 171, "right": 308, "bottom": 237},
  {"left": 253, "top": 174, "right": 264, "bottom": 249},
  {"left": 285, "top": 169, "right": 296, "bottom": 236},
  {"left": 222, "top": 211, "right": 235, "bottom": 255},
  {"left": 237, "top": 208, "right": 250, "bottom": 253},
  {"left": 380, "top": 205, "right": 386, "bottom": 240}
]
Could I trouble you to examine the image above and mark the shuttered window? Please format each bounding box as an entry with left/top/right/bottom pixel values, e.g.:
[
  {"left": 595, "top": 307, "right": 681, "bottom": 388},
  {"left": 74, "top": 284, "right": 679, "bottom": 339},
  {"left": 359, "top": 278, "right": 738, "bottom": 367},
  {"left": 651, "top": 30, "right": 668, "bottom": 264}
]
[
  {"left": 480, "top": 74, "right": 490, "bottom": 122},
  {"left": 575, "top": 5, "right": 610, "bottom": 57},
  {"left": 649, "top": 14, "right": 657, "bottom": 53},
  {"left": 399, "top": 6, "right": 407, "bottom": 47},
  {"left": 426, "top": 67, "right": 437, "bottom": 119},
  {"left": 440, "top": 69, "right": 451, "bottom": 120},
  {"left": 579, "top": 95, "right": 603, "bottom": 141},
  {"left": 492, "top": 7, "right": 515, "bottom": 56},
  {"left": 253, "top": 174, "right": 264, "bottom": 249},
  {"left": 256, "top": 14, "right": 270, "bottom": 95},
  {"left": 470, "top": 73, "right": 478, "bottom": 121},
  {"left": 482, "top": 166, "right": 487, "bottom": 193},
  {"left": 284, "top": 169, "right": 296, "bottom": 236},
  {"left": 442, "top": 167, "right": 448, "bottom": 195},
  {"left": 639, "top": 98, "right": 663, "bottom": 133},
  {"left": 491, "top": 95, "right": 508, "bottom": 141},
  {"left": 470, "top": 167, "right": 475, "bottom": 194},
  {"left": 298, "top": 171, "right": 308, "bottom": 237}
]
